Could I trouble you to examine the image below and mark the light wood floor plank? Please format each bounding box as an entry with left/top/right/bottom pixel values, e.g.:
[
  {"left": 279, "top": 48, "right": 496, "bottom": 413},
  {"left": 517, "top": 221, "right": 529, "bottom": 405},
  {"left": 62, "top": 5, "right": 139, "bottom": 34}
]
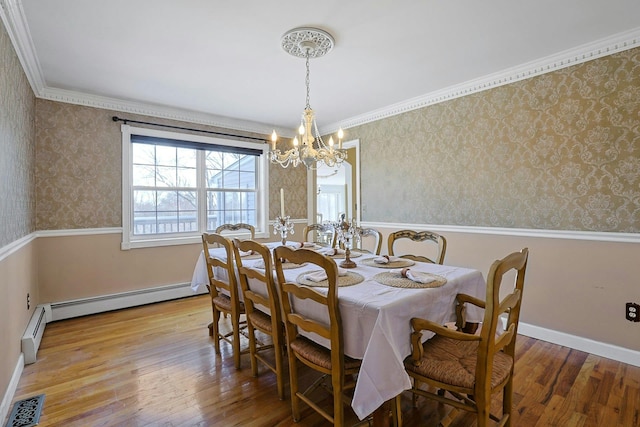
[{"left": 9, "top": 295, "right": 640, "bottom": 426}]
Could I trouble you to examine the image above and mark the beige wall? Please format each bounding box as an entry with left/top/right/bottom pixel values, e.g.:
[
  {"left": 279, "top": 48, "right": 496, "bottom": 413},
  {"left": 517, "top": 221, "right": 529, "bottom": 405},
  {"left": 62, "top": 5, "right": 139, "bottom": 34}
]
[
  {"left": 375, "top": 226, "right": 640, "bottom": 351},
  {"left": 0, "top": 17, "right": 37, "bottom": 414},
  {"left": 35, "top": 223, "right": 307, "bottom": 303}
]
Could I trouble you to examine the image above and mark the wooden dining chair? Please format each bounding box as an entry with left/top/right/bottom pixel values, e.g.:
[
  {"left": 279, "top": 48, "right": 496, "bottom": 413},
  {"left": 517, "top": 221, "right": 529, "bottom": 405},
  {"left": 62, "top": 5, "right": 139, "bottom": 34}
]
[
  {"left": 303, "top": 223, "right": 337, "bottom": 247},
  {"left": 274, "top": 246, "right": 361, "bottom": 426},
  {"left": 215, "top": 223, "right": 255, "bottom": 238},
  {"left": 232, "top": 238, "right": 286, "bottom": 400},
  {"left": 387, "top": 229, "right": 447, "bottom": 264},
  {"left": 355, "top": 227, "right": 382, "bottom": 255},
  {"left": 202, "top": 232, "right": 248, "bottom": 370},
  {"left": 403, "top": 248, "right": 529, "bottom": 427}
]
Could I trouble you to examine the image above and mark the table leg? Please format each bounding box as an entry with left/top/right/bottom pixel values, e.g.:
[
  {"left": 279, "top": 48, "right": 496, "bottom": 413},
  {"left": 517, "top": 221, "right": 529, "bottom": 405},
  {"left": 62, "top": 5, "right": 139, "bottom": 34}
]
[{"left": 370, "top": 395, "right": 402, "bottom": 427}]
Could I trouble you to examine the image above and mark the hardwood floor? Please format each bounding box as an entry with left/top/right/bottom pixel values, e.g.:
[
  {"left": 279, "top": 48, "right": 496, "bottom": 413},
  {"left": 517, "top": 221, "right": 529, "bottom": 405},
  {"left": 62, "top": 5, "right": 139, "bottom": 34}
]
[{"left": 10, "top": 295, "right": 640, "bottom": 426}]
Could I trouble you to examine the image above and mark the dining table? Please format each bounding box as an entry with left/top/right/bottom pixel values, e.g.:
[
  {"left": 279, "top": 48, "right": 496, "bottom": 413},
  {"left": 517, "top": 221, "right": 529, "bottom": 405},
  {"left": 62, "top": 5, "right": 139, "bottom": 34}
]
[{"left": 190, "top": 241, "right": 486, "bottom": 422}]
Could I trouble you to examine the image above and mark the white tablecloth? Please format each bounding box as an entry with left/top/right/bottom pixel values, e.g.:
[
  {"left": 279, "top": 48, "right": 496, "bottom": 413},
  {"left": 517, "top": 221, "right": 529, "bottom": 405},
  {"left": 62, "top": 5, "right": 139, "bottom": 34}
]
[{"left": 190, "top": 245, "right": 485, "bottom": 420}]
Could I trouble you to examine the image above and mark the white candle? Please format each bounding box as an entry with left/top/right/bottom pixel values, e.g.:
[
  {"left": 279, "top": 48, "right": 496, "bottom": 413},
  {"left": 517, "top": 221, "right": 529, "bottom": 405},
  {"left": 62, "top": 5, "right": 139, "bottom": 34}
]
[{"left": 280, "top": 188, "right": 285, "bottom": 218}]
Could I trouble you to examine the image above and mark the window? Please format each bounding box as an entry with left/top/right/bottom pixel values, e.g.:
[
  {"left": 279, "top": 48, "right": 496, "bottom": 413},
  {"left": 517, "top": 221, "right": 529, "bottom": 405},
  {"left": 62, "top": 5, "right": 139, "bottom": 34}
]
[{"left": 121, "top": 125, "right": 269, "bottom": 249}]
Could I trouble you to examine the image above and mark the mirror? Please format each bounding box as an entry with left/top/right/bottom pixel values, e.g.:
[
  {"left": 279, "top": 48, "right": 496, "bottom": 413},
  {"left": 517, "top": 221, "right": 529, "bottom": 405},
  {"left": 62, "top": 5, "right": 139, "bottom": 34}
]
[{"left": 308, "top": 139, "right": 360, "bottom": 225}]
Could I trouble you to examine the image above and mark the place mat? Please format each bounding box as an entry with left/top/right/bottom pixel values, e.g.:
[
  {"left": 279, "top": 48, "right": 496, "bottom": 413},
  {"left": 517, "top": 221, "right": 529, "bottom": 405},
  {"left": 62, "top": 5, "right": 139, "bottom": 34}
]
[
  {"left": 296, "top": 271, "right": 365, "bottom": 287},
  {"left": 360, "top": 258, "right": 415, "bottom": 269},
  {"left": 253, "top": 260, "right": 308, "bottom": 270},
  {"left": 372, "top": 271, "right": 447, "bottom": 288},
  {"left": 328, "top": 251, "right": 363, "bottom": 259}
]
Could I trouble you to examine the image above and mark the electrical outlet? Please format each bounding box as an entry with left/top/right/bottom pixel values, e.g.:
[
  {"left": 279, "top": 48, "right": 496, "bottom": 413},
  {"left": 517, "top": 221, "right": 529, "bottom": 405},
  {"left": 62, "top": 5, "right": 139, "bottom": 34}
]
[
  {"left": 626, "top": 302, "right": 640, "bottom": 322},
  {"left": 27, "top": 292, "right": 30, "bottom": 310}
]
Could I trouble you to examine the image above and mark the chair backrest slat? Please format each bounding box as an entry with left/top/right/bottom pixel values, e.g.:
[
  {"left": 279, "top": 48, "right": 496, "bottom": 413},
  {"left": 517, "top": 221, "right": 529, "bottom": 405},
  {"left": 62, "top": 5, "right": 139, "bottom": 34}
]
[
  {"left": 387, "top": 229, "right": 447, "bottom": 264},
  {"left": 202, "top": 233, "right": 238, "bottom": 298}
]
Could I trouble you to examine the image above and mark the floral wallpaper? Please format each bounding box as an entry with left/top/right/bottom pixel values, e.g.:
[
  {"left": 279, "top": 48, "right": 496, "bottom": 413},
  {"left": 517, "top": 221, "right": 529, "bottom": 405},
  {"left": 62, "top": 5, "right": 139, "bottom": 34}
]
[
  {"left": 351, "top": 47, "right": 640, "bottom": 233},
  {"left": 0, "top": 19, "right": 36, "bottom": 247},
  {"left": 35, "top": 101, "right": 307, "bottom": 230},
  {"left": 31, "top": 46, "right": 640, "bottom": 233}
]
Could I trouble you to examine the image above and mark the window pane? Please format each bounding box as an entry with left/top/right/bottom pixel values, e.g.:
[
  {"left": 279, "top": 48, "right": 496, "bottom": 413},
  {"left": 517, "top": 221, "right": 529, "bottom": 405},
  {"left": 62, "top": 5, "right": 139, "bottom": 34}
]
[
  {"left": 133, "top": 164, "right": 156, "bottom": 186},
  {"left": 133, "top": 190, "right": 156, "bottom": 212},
  {"left": 133, "top": 211, "right": 156, "bottom": 235},
  {"left": 207, "top": 169, "right": 223, "bottom": 188},
  {"left": 156, "top": 145, "right": 176, "bottom": 167},
  {"left": 225, "top": 192, "right": 240, "bottom": 210},
  {"left": 178, "top": 191, "right": 197, "bottom": 210},
  {"left": 239, "top": 156, "right": 256, "bottom": 172},
  {"left": 223, "top": 152, "right": 241, "bottom": 170},
  {"left": 223, "top": 170, "right": 240, "bottom": 189},
  {"left": 157, "top": 190, "right": 177, "bottom": 210},
  {"left": 239, "top": 171, "right": 255, "bottom": 189},
  {"left": 176, "top": 147, "right": 196, "bottom": 168},
  {"left": 156, "top": 166, "right": 176, "bottom": 187},
  {"left": 177, "top": 166, "right": 196, "bottom": 187},
  {"left": 207, "top": 190, "right": 222, "bottom": 210},
  {"left": 132, "top": 144, "right": 155, "bottom": 165},
  {"left": 245, "top": 192, "right": 256, "bottom": 210},
  {"left": 206, "top": 151, "right": 223, "bottom": 170},
  {"left": 178, "top": 210, "right": 197, "bottom": 231}
]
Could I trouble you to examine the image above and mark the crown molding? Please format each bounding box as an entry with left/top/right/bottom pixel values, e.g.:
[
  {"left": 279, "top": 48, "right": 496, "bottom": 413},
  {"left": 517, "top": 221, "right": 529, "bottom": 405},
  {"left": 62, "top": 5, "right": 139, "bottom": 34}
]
[
  {"left": 3, "top": 0, "right": 640, "bottom": 135},
  {"left": 0, "top": 0, "right": 46, "bottom": 91},
  {"left": 39, "top": 87, "right": 287, "bottom": 136},
  {"left": 323, "top": 27, "right": 640, "bottom": 134}
]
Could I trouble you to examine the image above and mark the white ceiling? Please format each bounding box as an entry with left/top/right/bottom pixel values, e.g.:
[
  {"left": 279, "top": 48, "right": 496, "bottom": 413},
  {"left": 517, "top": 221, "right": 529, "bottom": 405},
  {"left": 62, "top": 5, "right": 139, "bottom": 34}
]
[{"left": 3, "top": 0, "right": 640, "bottom": 136}]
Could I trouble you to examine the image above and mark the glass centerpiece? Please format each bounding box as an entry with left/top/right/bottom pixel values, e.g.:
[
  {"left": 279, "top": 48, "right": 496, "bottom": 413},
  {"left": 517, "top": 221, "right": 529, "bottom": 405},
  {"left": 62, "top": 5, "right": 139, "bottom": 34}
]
[
  {"left": 332, "top": 216, "right": 357, "bottom": 268},
  {"left": 274, "top": 215, "right": 294, "bottom": 245}
]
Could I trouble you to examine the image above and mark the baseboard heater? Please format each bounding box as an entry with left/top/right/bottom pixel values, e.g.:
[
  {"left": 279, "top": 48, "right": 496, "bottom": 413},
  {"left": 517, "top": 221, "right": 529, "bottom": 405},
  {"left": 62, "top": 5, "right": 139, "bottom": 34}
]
[{"left": 21, "top": 304, "right": 52, "bottom": 364}]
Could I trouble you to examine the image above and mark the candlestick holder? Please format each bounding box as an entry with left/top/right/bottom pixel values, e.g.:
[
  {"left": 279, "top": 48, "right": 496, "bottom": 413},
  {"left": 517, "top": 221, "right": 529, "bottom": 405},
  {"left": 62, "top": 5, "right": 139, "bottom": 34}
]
[
  {"left": 273, "top": 215, "right": 294, "bottom": 245},
  {"left": 332, "top": 218, "right": 357, "bottom": 268}
]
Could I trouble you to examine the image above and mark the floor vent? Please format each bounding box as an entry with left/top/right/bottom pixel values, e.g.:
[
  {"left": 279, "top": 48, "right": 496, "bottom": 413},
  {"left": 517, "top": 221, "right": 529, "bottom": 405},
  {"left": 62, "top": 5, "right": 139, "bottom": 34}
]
[
  {"left": 5, "top": 394, "right": 45, "bottom": 427},
  {"left": 21, "top": 305, "right": 49, "bottom": 364}
]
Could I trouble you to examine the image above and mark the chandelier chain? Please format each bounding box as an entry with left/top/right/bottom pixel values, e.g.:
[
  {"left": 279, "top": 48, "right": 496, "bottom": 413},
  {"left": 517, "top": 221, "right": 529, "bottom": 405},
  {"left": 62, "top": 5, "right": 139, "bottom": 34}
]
[{"left": 305, "top": 52, "right": 311, "bottom": 110}]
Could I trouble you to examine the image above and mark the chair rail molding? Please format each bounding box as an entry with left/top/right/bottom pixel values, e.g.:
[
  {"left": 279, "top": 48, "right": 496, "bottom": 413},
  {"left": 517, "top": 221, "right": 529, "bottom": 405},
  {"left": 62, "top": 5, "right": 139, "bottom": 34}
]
[{"left": 361, "top": 222, "right": 640, "bottom": 244}]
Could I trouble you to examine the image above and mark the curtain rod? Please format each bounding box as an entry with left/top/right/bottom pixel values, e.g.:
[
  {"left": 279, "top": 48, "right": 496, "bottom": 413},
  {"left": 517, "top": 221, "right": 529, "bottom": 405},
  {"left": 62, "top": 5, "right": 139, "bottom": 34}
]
[{"left": 111, "top": 116, "right": 268, "bottom": 143}]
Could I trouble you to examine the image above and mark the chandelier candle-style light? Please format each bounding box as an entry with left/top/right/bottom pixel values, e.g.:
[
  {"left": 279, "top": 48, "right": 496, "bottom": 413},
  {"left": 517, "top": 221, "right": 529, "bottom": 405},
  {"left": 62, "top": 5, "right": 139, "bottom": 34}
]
[{"left": 269, "top": 27, "right": 347, "bottom": 170}]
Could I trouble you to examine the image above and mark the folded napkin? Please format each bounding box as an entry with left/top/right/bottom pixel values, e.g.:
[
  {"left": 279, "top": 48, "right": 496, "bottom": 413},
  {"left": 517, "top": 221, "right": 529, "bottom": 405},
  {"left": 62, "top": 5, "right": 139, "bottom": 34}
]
[
  {"left": 390, "top": 268, "right": 435, "bottom": 284},
  {"left": 288, "top": 241, "right": 316, "bottom": 249},
  {"left": 238, "top": 249, "right": 254, "bottom": 257},
  {"left": 303, "top": 267, "right": 348, "bottom": 282},
  {"left": 373, "top": 255, "right": 400, "bottom": 264},
  {"left": 321, "top": 247, "right": 346, "bottom": 256}
]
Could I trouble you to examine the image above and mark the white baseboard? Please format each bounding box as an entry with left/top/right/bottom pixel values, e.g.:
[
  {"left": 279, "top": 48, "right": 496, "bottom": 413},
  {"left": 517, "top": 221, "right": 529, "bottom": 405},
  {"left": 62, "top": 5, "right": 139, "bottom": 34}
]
[
  {"left": 518, "top": 322, "right": 640, "bottom": 367},
  {"left": 49, "top": 282, "right": 208, "bottom": 322},
  {"left": 0, "top": 353, "right": 24, "bottom": 426}
]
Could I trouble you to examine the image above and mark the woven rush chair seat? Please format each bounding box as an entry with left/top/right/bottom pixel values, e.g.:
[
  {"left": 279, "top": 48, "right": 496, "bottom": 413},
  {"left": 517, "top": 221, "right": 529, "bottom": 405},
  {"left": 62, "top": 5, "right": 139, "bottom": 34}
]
[
  {"left": 246, "top": 309, "right": 273, "bottom": 332},
  {"left": 290, "top": 336, "right": 361, "bottom": 371},
  {"left": 211, "top": 294, "right": 242, "bottom": 313},
  {"left": 405, "top": 335, "right": 513, "bottom": 390}
]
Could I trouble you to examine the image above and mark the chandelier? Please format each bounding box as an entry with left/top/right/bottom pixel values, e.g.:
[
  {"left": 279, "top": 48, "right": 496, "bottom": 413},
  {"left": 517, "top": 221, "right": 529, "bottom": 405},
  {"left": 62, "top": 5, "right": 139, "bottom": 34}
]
[{"left": 269, "top": 27, "right": 346, "bottom": 170}]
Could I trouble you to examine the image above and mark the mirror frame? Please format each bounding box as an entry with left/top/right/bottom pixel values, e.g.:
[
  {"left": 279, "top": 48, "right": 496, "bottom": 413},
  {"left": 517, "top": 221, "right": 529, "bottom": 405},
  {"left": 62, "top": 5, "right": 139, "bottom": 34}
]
[{"left": 307, "top": 139, "right": 360, "bottom": 225}]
